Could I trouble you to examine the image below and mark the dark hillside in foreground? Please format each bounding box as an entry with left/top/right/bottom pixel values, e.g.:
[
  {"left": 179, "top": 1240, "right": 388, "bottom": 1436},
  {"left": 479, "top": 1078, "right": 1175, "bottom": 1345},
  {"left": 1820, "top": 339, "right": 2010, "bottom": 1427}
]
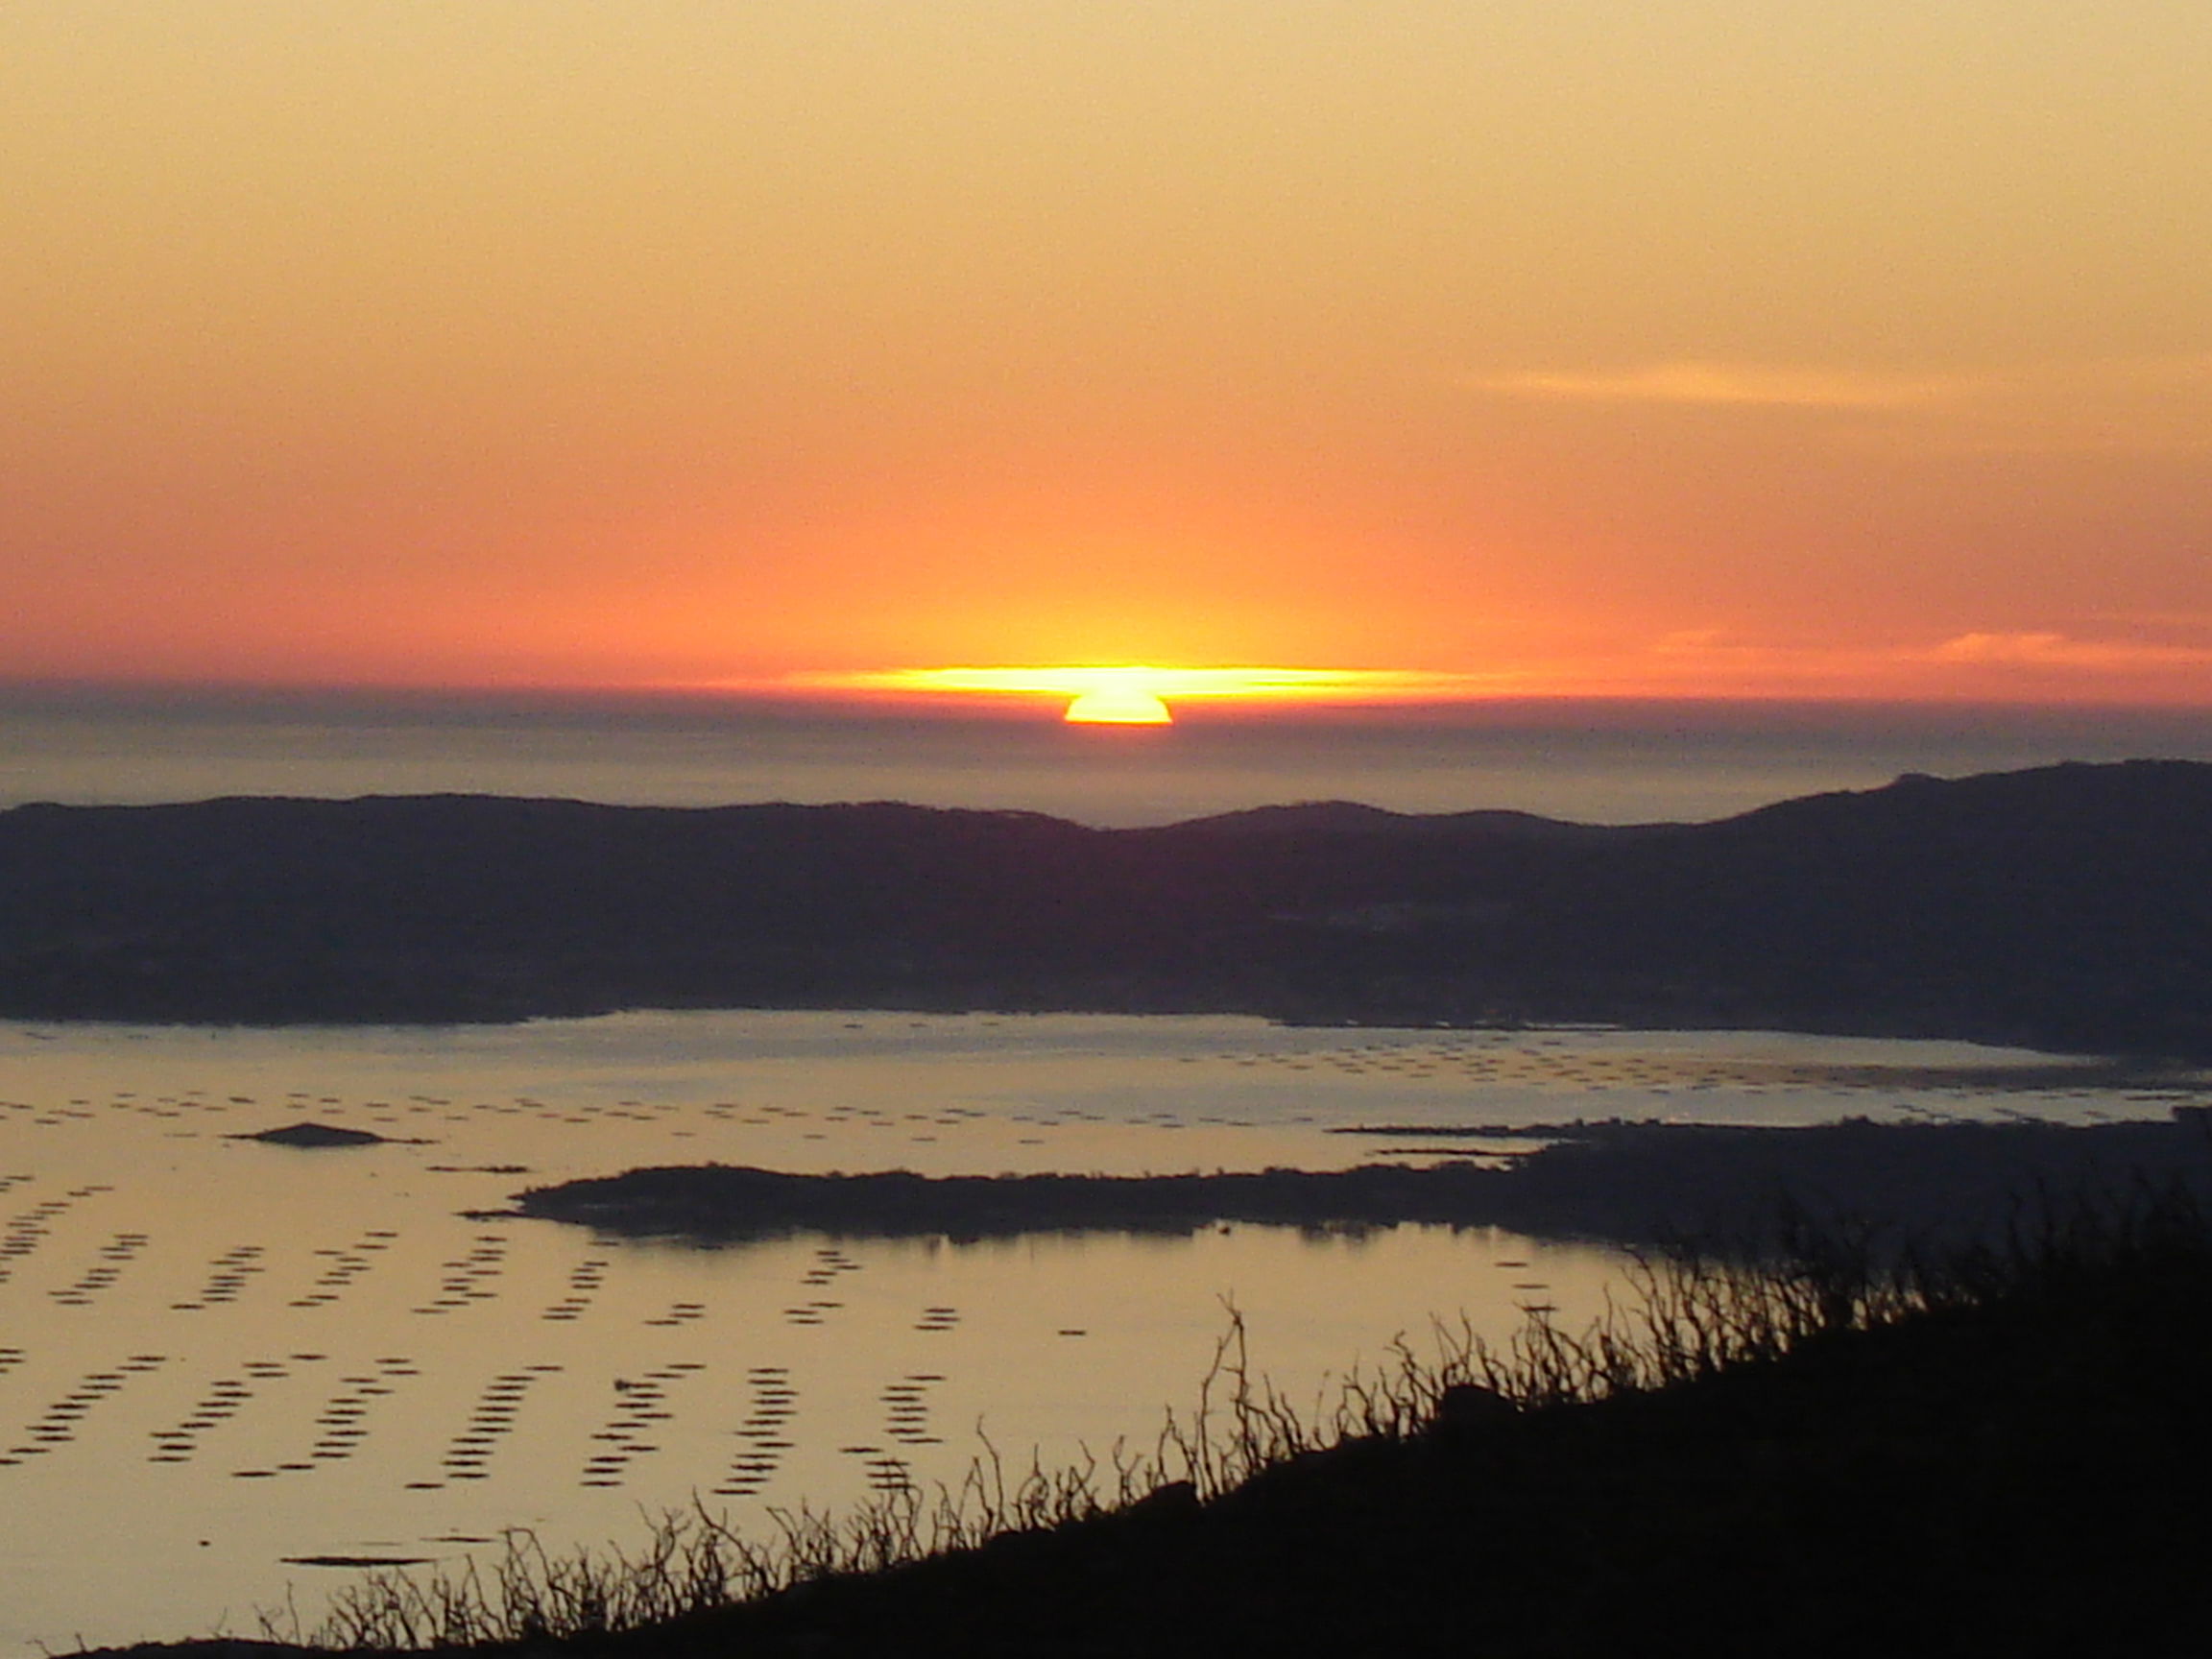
[
  {"left": 4, "top": 760, "right": 2211, "bottom": 1055},
  {"left": 84, "top": 1195, "right": 2212, "bottom": 1658},
  {"left": 533, "top": 1217, "right": 2212, "bottom": 1656}
]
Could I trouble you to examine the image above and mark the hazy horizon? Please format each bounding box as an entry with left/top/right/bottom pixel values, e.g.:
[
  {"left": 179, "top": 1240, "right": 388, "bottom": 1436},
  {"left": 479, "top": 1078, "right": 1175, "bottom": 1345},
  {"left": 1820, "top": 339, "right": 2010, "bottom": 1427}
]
[{"left": 8, "top": 685, "right": 2212, "bottom": 828}]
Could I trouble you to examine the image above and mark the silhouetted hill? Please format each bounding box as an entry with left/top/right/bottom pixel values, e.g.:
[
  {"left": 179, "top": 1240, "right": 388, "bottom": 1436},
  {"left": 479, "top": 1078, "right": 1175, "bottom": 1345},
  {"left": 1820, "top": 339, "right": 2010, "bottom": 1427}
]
[
  {"left": 1165, "top": 800, "right": 1614, "bottom": 841},
  {"left": 4, "top": 760, "right": 2210, "bottom": 1054}
]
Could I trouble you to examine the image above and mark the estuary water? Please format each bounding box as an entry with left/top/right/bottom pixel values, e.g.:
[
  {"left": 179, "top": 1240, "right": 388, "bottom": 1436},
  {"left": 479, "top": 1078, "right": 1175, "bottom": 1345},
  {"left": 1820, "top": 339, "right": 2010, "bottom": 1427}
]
[{"left": 0, "top": 1011, "right": 2184, "bottom": 1652}]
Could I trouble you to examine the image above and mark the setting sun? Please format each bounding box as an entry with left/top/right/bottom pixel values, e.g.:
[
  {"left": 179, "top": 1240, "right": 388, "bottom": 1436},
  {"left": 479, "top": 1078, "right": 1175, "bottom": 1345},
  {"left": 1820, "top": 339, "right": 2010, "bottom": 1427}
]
[{"left": 1064, "top": 685, "right": 1173, "bottom": 725}]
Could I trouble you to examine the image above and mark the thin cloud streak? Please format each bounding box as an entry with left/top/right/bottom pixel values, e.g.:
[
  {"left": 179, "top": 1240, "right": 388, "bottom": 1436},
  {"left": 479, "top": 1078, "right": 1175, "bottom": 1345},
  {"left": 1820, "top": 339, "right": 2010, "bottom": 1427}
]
[
  {"left": 1468, "top": 353, "right": 2212, "bottom": 454},
  {"left": 1631, "top": 630, "right": 2212, "bottom": 698},
  {"left": 700, "top": 636, "right": 2212, "bottom": 710},
  {"left": 1469, "top": 361, "right": 1976, "bottom": 409},
  {"left": 1925, "top": 633, "right": 2212, "bottom": 671}
]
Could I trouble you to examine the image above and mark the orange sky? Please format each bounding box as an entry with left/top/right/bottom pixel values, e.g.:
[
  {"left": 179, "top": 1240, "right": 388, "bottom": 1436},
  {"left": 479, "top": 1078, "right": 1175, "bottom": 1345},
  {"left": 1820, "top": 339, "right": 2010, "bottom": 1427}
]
[{"left": 5, "top": 2, "right": 2209, "bottom": 706}]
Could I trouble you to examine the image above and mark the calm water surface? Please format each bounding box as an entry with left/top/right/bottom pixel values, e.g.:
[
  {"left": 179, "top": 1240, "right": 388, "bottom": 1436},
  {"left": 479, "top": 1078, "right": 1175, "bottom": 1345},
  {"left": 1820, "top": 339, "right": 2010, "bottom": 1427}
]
[{"left": 0, "top": 1011, "right": 2178, "bottom": 1651}]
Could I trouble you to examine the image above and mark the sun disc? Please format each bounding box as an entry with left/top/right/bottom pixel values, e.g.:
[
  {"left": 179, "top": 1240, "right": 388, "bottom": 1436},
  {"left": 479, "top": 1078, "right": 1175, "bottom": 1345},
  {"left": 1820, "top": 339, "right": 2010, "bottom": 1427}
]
[{"left": 1064, "top": 687, "right": 1173, "bottom": 725}]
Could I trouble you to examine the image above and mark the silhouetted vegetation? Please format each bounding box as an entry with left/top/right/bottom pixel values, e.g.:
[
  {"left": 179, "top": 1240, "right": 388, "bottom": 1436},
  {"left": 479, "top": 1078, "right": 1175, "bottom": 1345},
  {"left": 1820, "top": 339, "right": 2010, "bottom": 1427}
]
[
  {"left": 6, "top": 760, "right": 2212, "bottom": 1055},
  {"left": 510, "top": 1116, "right": 2212, "bottom": 1251}
]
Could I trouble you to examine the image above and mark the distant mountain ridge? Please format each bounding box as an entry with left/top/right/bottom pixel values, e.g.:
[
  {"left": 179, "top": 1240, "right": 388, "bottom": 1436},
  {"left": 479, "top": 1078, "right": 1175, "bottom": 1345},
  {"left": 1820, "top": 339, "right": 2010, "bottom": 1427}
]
[
  {"left": 3, "top": 760, "right": 2208, "bottom": 1056},
  {"left": 1165, "top": 801, "right": 1620, "bottom": 840}
]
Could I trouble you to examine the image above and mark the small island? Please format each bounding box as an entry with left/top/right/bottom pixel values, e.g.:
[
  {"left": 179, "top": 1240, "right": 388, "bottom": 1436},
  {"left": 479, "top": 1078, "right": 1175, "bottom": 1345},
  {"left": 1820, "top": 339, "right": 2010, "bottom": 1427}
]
[{"left": 229, "top": 1122, "right": 397, "bottom": 1149}]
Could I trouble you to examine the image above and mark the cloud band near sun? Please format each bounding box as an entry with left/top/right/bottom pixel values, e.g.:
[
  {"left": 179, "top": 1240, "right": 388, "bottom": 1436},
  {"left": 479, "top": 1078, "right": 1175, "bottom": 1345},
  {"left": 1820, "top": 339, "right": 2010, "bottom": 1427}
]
[
  {"left": 782, "top": 666, "right": 1503, "bottom": 723},
  {"left": 734, "top": 630, "right": 2212, "bottom": 720}
]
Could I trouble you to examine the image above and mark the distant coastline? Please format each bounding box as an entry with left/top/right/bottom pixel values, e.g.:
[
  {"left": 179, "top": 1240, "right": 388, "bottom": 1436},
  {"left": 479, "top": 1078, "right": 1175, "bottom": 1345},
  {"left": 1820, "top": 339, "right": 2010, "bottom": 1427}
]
[{"left": 5, "top": 761, "right": 2210, "bottom": 1059}]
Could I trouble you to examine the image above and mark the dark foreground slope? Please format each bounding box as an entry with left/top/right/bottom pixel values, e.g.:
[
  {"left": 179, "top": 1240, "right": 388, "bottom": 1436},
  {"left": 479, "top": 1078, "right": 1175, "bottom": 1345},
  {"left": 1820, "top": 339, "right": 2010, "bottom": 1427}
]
[
  {"left": 6, "top": 760, "right": 2211, "bottom": 1054},
  {"left": 87, "top": 1201, "right": 2212, "bottom": 1659},
  {"left": 582, "top": 1230, "right": 2212, "bottom": 1657}
]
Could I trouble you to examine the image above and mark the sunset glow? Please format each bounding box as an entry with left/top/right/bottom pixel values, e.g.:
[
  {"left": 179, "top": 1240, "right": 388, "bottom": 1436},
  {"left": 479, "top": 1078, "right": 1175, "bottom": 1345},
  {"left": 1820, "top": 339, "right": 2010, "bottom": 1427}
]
[{"left": 2, "top": 4, "right": 2207, "bottom": 706}]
